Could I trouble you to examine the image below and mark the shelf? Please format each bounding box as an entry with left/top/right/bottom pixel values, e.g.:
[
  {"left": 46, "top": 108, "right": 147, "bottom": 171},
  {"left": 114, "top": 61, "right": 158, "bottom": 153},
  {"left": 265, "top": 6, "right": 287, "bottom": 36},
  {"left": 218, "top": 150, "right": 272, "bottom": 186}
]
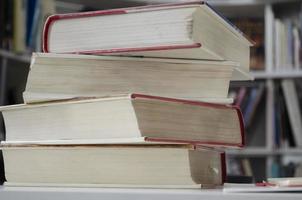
[
  {"left": 227, "top": 148, "right": 302, "bottom": 156},
  {"left": 226, "top": 148, "right": 271, "bottom": 156},
  {"left": 276, "top": 148, "right": 302, "bottom": 155},
  {"left": 0, "top": 186, "right": 301, "bottom": 200},
  {"left": 0, "top": 49, "right": 31, "bottom": 63},
  {"left": 251, "top": 70, "right": 302, "bottom": 79}
]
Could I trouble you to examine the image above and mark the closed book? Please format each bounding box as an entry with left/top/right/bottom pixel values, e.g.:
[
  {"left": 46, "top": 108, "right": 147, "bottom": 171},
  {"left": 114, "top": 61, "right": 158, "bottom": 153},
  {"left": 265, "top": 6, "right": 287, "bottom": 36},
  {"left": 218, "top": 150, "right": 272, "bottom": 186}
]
[
  {"left": 13, "top": 0, "right": 26, "bottom": 52},
  {"left": 24, "top": 53, "right": 247, "bottom": 104},
  {"left": 42, "top": 1, "right": 252, "bottom": 79},
  {"left": 0, "top": 94, "right": 244, "bottom": 147},
  {"left": 1, "top": 143, "right": 225, "bottom": 188}
]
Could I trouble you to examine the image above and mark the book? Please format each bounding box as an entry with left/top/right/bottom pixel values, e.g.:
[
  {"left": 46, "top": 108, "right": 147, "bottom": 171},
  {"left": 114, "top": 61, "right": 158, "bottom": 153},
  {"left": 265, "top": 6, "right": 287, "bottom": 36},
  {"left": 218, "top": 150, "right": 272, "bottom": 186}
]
[
  {"left": 42, "top": 1, "right": 252, "bottom": 76},
  {"left": 13, "top": 0, "right": 26, "bottom": 52},
  {"left": 28, "top": 0, "right": 56, "bottom": 51},
  {"left": 226, "top": 158, "right": 253, "bottom": 178},
  {"left": 241, "top": 158, "right": 253, "bottom": 177},
  {"left": 274, "top": 83, "right": 295, "bottom": 148},
  {"left": 243, "top": 84, "right": 265, "bottom": 127},
  {"left": 23, "top": 53, "right": 248, "bottom": 104},
  {"left": 234, "top": 87, "right": 247, "bottom": 107},
  {"left": 281, "top": 79, "right": 302, "bottom": 146},
  {"left": 1, "top": 144, "right": 225, "bottom": 188},
  {"left": 0, "top": 0, "right": 56, "bottom": 52},
  {"left": 274, "top": 17, "right": 301, "bottom": 70},
  {"left": 293, "top": 27, "right": 301, "bottom": 69},
  {"left": 230, "top": 18, "right": 265, "bottom": 70},
  {"left": 0, "top": 94, "right": 244, "bottom": 147},
  {"left": 280, "top": 88, "right": 296, "bottom": 147},
  {"left": 26, "top": 0, "right": 38, "bottom": 47}
]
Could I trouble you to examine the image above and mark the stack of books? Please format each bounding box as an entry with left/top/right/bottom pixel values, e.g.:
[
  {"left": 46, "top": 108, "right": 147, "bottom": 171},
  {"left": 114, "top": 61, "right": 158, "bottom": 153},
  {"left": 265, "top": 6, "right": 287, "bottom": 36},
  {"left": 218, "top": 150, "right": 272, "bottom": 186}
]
[{"left": 0, "top": 1, "right": 252, "bottom": 188}]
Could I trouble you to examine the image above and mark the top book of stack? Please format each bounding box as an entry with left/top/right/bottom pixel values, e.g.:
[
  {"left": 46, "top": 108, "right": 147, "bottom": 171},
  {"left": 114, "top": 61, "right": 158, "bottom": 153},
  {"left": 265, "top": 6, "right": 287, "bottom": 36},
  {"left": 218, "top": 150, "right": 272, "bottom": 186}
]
[{"left": 42, "top": 1, "right": 253, "bottom": 80}]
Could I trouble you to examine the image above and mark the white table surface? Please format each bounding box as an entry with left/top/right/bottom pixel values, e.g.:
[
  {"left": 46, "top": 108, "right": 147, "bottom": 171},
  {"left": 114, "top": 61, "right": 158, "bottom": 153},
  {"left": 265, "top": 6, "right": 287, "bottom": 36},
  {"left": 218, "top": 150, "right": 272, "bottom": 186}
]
[{"left": 0, "top": 186, "right": 302, "bottom": 200}]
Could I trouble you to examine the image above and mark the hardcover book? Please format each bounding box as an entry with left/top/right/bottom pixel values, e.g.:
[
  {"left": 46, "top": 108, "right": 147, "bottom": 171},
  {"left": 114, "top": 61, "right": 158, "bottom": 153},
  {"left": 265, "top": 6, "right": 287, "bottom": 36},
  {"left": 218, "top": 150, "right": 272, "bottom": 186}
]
[
  {"left": 1, "top": 144, "right": 226, "bottom": 188},
  {"left": 1, "top": 94, "right": 245, "bottom": 147},
  {"left": 42, "top": 1, "right": 252, "bottom": 77},
  {"left": 23, "top": 53, "right": 250, "bottom": 104}
]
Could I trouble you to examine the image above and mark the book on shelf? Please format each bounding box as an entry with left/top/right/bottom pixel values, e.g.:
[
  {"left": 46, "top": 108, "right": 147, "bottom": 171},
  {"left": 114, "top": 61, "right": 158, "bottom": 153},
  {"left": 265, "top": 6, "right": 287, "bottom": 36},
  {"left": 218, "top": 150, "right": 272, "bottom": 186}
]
[
  {"left": 241, "top": 158, "right": 253, "bottom": 177},
  {"left": 227, "top": 158, "right": 253, "bottom": 177},
  {"left": 242, "top": 84, "right": 265, "bottom": 127},
  {"left": 27, "top": 0, "right": 56, "bottom": 51},
  {"left": 274, "top": 17, "right": 302, "bottom": 70},
  {"left": 234, "top": 87, "right": 247, "bottom": 107},
  {"left": 235, "top": 87, "right": 251, "bottom": 115},
  {"left": 26, "top": 0, "right": 38, "bottom": 47},
  {"left": 230, "top": 18, "right": 264, "bottom": 70},
  {"left": 42, "top": 1, "right": 252, "bottom": 78},
  {"left": 0, "top": 143, "right": 225, "bottom": 188},
  {"left": 13, "top": 0, "right": 26, "bottom": 52},
  {"left": 273, "top": 79, "right": 302, "bottom": 148},
  {"left": 274, "top": 82, "right": 296, "bottom": 148},
  {"left": 23, "top": 53, "right": 250, "bottom": 104},
  {"left": 0, "top": 94, "right": 244, "bottom": 147},
  {"left": 281, "top": 79, "right": 302, "bottom": 147},
  {"left": 230, "top": 84, "right": 265, "bottom": 128},
  {"left": 0, "top": 0, "right": 56, "bottom": 52},
  {"left": 228, "top": 83, "right": 267, "bottom": 149}
]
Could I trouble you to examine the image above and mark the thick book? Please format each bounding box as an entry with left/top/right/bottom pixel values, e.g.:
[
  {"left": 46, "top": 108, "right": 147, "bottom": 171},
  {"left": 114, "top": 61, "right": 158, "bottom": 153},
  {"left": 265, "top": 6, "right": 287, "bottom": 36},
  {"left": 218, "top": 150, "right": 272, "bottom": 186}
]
[
  {"left": 0, "top": 94, "right": 245, "bottom": 147},
  {"left": 1, "top": 144, "right": 225, "bottom": 188},
  {"left": 23, "top": 53, "right": 249, "bottom": 104},
  {"left": 42, "top": 1, "right": 252, "bottom": 76}
]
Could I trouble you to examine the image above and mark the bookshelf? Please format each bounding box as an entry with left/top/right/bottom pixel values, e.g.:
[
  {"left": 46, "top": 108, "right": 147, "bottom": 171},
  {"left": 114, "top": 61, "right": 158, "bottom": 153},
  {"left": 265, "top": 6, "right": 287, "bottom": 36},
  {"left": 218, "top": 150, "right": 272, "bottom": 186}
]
[
  {"left": 252, "top": 70, "right": 302, "bottom": 79},
  {"left": 1, "top": 0, "right": 302, "bottom": 183},
  {"left": 214, "top": 0, "right": 302, "bottom": 181}
]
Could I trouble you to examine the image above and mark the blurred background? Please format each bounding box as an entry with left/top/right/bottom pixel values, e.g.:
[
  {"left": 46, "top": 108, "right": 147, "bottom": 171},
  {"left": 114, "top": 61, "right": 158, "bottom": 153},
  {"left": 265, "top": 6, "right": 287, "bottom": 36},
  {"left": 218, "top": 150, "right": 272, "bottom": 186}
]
[{"left": 1, "top": 0, "right": 302, "bottom": 183}]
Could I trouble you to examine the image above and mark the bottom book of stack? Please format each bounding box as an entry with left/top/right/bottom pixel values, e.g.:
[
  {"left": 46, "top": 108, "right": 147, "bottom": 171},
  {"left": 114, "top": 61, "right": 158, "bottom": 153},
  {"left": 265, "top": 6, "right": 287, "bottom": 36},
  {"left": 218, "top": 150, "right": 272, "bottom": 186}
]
[{"left": 1, "top": 143, "right": 225, "bottom": 188}]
